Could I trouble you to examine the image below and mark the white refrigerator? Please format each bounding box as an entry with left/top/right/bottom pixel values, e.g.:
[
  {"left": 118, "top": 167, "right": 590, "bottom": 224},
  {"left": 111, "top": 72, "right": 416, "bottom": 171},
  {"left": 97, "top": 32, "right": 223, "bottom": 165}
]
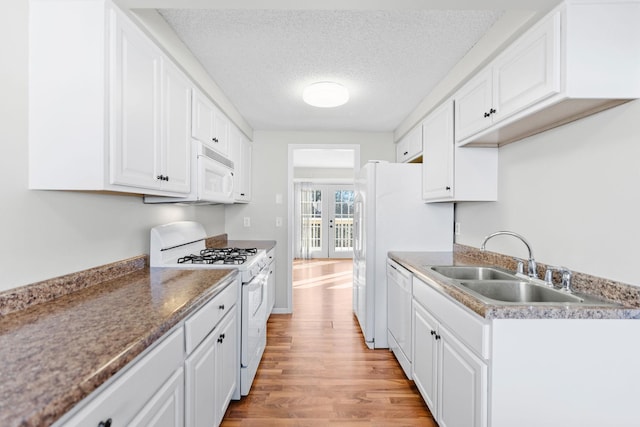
[{"left": 353, "top": 161, "right": 453, "bottom": 349}]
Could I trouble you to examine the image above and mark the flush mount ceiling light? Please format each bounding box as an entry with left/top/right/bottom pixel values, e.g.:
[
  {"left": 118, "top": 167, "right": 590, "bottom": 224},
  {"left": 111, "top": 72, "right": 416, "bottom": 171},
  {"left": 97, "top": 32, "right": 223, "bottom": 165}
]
[{"left": 303, "top": 82, "right": 349, "bottom": 108}]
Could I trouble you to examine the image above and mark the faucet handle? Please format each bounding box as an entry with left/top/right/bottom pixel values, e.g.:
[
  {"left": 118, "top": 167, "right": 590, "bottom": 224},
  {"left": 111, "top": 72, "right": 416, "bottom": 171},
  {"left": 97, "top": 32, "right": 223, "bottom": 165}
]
[
  {"left": 544, "top": 266, "right": 559, "bottom": 287},
  {"left": 559, "top": 267, "right": 573, "bottom": 293},
  {"left": 512, "top": 257, "right": 525, "bottom": 275}
]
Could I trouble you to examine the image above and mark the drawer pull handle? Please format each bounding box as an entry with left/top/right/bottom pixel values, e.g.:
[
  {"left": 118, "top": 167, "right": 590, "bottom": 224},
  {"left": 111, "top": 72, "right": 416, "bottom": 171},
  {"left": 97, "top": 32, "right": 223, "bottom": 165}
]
[
  {"left": 98, "top": 419, "right": 112, "bottom": 427},
  {"left": 219, "top": 304, "right": 225, "bottom": 310}
]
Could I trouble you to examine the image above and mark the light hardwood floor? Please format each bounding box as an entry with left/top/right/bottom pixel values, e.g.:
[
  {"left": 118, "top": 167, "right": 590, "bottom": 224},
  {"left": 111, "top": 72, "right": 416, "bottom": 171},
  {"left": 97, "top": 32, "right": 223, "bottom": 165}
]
[{"left": 221, "top": 259, "right": 436, "bottom": 426}]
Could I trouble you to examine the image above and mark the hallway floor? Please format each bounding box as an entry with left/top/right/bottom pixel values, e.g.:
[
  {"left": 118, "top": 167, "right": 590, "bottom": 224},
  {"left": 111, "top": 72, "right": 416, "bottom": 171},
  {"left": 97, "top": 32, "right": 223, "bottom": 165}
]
[{"left": 221, "top": 259, "right": 436, "bottom": 426}]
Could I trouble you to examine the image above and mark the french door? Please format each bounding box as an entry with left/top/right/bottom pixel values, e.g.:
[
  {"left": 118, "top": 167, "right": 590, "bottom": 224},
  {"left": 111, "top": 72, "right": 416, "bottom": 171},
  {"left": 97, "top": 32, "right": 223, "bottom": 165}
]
[{"left": 296, "top": 184, "right": 354, "bottom": 259}]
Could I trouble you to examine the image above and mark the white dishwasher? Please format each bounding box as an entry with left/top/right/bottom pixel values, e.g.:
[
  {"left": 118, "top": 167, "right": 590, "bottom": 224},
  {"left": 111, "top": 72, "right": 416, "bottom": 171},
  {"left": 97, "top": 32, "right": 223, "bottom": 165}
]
[{"left": 386, "top": 258, "right": 413, "bottom": 379}]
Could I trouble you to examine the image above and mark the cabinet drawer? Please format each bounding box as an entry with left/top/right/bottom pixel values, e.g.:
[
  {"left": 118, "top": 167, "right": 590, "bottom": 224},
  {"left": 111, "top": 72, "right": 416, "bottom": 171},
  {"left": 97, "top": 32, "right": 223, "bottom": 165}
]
[
  {"left": 413, "top": 277, "right": 489, "bottom": 359},
  {"left": 185, "top": 278, "right": 239, "bottom": 354},
  {"left": 60, "top": 327, "right": 184, "bottom": 426}
]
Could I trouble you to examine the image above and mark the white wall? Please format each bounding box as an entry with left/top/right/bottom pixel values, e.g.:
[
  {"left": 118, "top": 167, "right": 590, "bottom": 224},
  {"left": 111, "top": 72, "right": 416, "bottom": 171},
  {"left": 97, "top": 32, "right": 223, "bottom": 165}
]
[
  {"left": 225, "top": 131, "right": 394, "bottom": 310},
  {"left": 294, "top": 167, "right": 355, "bottom": 181},
  {"left": 0, "top": 0, "right": 226, "bottom": 292},
  {"left": 456, "top": 99, "right": 640, "bottom": 286}
]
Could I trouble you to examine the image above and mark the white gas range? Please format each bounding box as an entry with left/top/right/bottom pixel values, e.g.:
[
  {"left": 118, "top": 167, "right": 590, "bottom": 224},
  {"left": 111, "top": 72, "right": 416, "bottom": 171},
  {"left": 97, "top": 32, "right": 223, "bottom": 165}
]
[{"left": 150, "top": 221, "right": 269, "bottom": 397}]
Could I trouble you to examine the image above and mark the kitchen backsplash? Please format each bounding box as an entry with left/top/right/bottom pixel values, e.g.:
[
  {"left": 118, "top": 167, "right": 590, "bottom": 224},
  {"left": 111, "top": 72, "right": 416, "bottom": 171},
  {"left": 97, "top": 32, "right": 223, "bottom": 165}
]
[{"left": 454, "top": 244, "right": 640, "bottom": 307}]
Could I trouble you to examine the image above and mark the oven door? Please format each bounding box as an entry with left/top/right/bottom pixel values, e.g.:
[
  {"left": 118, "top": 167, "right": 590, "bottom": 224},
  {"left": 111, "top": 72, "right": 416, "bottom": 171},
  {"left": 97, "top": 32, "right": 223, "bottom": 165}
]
[
  {"left": 241, "top": 269, "right": 268, "bottom": 368},
  {"left": 197, "top": 153, "right": 234, "bottom": 204}
]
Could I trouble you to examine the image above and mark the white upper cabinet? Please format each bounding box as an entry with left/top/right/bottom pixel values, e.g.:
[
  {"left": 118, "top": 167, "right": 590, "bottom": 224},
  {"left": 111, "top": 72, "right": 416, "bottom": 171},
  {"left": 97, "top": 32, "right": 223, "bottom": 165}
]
[
  {"left": 109, "top": 13, "right": 162, "bottom": 190},
  {"left": 230, "top": 125, "right": 252, "bottom": 203},
  {"left": 192, "top": 89, "right": 230, "bottom": 158},
  {"left": 422, "top": 101, "right": 455, "bottom": 200},
  {"left": 456, "top": 0, "right": 640, "bottom": 147},
  {"left": 491, "top": 11, "right": 561, "bottom": 124},
  {"left": 395, "top": 125, "right": 423, "bottom": 163},
  {"left": 423, "top": 100, "right": 497, "bottom": 203},
  {"left": 29, "top": 0, "right": 191, "bottom": 196},
  {"left": 454, "top": 68, "right": 495, "bottom": 143},
  {"left": 160, "top": 62, "right": 193, "bottom": 194}
]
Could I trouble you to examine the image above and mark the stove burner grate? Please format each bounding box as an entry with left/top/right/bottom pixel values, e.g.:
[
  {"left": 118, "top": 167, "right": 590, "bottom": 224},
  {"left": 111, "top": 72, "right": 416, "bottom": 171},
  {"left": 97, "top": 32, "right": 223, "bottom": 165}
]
[{"left": 176, "top": 247, "right": 258, "bottom": 265}]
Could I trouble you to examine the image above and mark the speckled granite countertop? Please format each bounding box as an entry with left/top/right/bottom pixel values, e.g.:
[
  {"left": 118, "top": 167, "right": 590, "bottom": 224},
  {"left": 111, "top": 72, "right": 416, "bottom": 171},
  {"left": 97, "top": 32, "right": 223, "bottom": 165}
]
[
  {"left": 389, "top": 247, "right": 640, "bottom": 320},
  {"left": 0, "top": 257, "right": 237, "bottom": 427}
]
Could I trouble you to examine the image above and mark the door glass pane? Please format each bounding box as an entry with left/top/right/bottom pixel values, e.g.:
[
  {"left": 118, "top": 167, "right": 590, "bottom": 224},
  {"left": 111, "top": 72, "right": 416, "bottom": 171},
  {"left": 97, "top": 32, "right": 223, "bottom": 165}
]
[
  {"left": 301, "top": 189, "right": 322, "bottom": 252},
  {"left": 333, "top": 190, "right": 354, "bottom": 252}
]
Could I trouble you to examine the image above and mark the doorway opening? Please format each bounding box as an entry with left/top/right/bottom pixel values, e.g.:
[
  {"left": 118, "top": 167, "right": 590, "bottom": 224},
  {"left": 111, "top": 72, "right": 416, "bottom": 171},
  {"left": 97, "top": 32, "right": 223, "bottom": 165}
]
[{"left": 286, "top": 145, "right": 360, "bottom": 313}]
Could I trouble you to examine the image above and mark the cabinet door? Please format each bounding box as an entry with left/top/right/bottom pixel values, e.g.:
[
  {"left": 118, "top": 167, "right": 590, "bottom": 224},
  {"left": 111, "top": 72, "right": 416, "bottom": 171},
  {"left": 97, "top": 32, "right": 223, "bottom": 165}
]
[
  {"left": 422, "top": 101, "right": 454, "bottom": 201},
  {"left": 492, "top": 10, "right": 561, "bottom": 123},
  {"left": 212, "top": 108, "right": 230, "bottom": 157},
  {"left": 215, "top": 308, "right": 238, "bottom": 425},
  {"left": 396, "top": 126, "right": 422, "bottom": 163},
  {"left": 230, "top": 126, "right": 251, "bottom": 202},
  {"left": 129, "top": 368, "right": 184, "bottom": 427},
  {"left": 412, "top": 302, "right": 439, "bottom": 417},
  {"left": 454, "top": 68, "right": 493, "bottom": 142},
  {"left": 161, "top": 61, "right": 192, "bottom": 193},
  {"left": 239, "top": 137, "right": 252, "bottom": 201},
  {"left": 185, "top": 330, "right": 217, "bottom": 427},
  {"left": 438, "top": 327, "right": 487, "bottom": 427},
  {"left": 192, "top": 90, "right": 215, "bottom": 146},
  {"left": 109, "top": 10, "right": 161, "bottom": 190}
]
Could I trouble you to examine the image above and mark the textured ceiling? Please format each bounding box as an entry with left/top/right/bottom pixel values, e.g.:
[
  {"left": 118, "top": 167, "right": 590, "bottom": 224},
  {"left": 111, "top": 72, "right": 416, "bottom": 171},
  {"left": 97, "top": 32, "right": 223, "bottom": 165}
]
[{"left": 158, "top": 9, "right": 504, "bottom": 132}]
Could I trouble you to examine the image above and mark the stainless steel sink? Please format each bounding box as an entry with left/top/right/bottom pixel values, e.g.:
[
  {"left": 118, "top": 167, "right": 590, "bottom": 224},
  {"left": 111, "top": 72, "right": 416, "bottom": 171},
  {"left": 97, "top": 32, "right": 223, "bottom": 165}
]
[
  {"left": 427, "top": 264, "right": 620, "bottom": 306},
  {"left": 430, "top": 265, "right": 518, "bottom": 281},
  {"left": 458, "top": 280, "right": 585, "bottom": 304}
]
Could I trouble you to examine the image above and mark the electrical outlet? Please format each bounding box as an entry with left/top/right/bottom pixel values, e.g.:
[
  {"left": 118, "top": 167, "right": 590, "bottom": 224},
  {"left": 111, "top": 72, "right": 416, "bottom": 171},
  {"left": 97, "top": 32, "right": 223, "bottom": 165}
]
[
  {"left": 454, "top": 222, "right": 461, "bottom": 235},
  {"left": 275, "top": 193, "right": 283, "bottom": 204},
  {"left": 276, "top": 217, "right": 283, "bottom": 227},
  {"left": 243, "top": 217, "right": 251, "bottom": 227}
]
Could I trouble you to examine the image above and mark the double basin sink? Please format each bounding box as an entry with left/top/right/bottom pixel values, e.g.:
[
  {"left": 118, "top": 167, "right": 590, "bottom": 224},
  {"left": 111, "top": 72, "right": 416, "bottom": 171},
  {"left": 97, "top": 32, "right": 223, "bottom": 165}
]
[{"left": 429, "top": 265, "right": 612, "bottom": 306}]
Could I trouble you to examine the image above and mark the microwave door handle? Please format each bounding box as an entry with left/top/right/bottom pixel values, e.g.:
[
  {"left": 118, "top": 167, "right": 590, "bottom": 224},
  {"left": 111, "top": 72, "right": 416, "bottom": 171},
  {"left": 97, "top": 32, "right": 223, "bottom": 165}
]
[{"left": 224, "top": 172, "right": 234, "bottom": 198}]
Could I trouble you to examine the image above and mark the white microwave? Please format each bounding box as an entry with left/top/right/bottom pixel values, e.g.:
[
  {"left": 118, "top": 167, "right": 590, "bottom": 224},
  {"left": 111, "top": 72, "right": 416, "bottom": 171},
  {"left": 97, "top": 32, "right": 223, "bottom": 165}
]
[{"left": 144, "top": 141, "right": 234, "bottom": 205}]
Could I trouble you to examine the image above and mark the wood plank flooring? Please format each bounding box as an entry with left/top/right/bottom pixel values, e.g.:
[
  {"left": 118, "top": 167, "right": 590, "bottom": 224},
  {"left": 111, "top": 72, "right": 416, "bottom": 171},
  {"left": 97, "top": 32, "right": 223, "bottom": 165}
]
[{"left": 221, "top": 259, "right": 436, "bottom": 426}]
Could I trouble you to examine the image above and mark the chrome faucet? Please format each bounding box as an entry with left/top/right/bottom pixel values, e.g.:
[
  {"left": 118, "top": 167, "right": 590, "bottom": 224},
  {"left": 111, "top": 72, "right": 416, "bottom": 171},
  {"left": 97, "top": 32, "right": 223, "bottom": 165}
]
[{"left": 481, "top": 231, "right": 539, "bottom": 279}]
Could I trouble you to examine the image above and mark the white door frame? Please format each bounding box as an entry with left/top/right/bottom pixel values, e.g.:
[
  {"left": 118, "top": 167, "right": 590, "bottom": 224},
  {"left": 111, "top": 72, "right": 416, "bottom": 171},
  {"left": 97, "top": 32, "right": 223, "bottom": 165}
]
[{"left": 286, "top": 144, "right": 360, "bottom": 313}]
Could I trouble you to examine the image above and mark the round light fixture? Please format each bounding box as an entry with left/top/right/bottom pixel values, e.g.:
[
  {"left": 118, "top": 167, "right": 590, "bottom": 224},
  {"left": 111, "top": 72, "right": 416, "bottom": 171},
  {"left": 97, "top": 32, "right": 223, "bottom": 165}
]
[{"left": 303, "top": 81, "right": 349, "bottom": 108}]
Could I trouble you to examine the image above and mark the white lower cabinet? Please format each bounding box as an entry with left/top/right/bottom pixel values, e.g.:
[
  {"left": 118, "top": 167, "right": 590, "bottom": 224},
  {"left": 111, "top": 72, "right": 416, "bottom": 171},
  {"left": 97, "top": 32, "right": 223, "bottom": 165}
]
[
  {"left": 215, "top": 310, "right": 238, "bottom": 421},
  {"left": 129, "top": 368, "right": 185, "bottom": 427},
  {"left": 57, "top": 328, "right": 185, "bottom": 427},
  {"left": 438, "top": 327, "right": 487, "bottom": 427},
  {"left": 56, "top": 278, "right": 240, "bottom": 427},
  {"left": 412, "top": 277, "right": 488, "bottom": 427},
  {"left": 410, "top": 272, "right": 640, "bottom": 427},
  {"left": 185, "top": 306, "right": 237, "bottom": 427},
  {"left": 412, "top": 302, "right": 438, "bottom": 412}
]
